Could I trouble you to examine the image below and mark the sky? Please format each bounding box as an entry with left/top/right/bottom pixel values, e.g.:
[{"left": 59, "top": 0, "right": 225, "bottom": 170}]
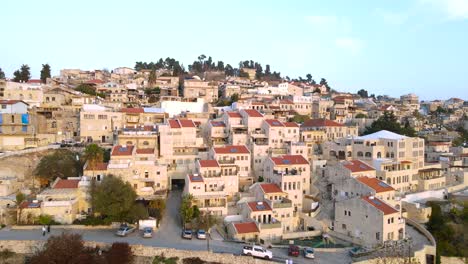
[{"left": 1, "top": 0, "right": 467, "bottom": 100}]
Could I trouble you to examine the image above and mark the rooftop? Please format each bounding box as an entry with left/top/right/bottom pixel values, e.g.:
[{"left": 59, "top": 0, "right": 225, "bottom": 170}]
[
  {"left": 233, "top": 222, "right": 259, "bottom": 234},
  {"left": 362, "top": 196, "right": 398, "bottom": 215},
  {"left": 259, "top": 183, "right": 283, "bottom": 193},
  {"left": 210, "top": 121, "right": 226, "bottom": 127},
  {"left": 265, "top": 119, "right": 284, "bottom": 127},
  {"left": 226, "top": 111, "right": 241, "bottom": 118},
  {"left": 168, "top": 119, "right": 196, "bottom": 128},
  {"left": 342, "top": 160, "right": 375, "bottom": 173},
  {"left": 53, "top": 179, "right": 80, "bottom": 189},
  {"left": 136, "top": 148, "right": 154, "bottom": 154},
  {"left": 356, "top": 176, "right": 394, "bottom": 193},
  {"left": 243, "top": 109, "right": 263, "bottom": 118},
  {"left": 247, "top": 201, "right": 272, "bottom": 212},
  {"left": 271, "top": 155, "right": 309, "bottom": 166},
  {"left": 188, "top": 174, "right": 204, "bottom": 183},
  {"left": 302, "top": 119, "right": 344, "bottom": 128},
  {"left": 358, "top": 130, "right": 407, "bottom": 140},
  {"left": 198, "top": 160, "right": 220, "bottom": 168},
  {"left": 111, "top": 145, "right": 134, "bottom": 156},
  {"left": 213, "top": 145, "right": 250, "bottom": 154}
]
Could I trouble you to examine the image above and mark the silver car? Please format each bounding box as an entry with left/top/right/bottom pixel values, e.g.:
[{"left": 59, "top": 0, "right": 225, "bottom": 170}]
[
  {"left": 142, "top": 227, "right": 153, "bottom": 238},
  {"left": 303, "top": 247, "right": 315, "bottom": 259}
]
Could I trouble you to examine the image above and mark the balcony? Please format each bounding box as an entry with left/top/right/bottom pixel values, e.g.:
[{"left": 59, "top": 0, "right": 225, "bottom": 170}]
[
  {"left": 258, "top": 221, "right": 282, "bottom": 230},
  {"left": 271, "top": 198, "right": 292, "bottom": 209},
  {"left": 218, "top": 158, "right": 236, "bottom": 165},
  {"left": 273, "top": 169, "right": 301, "bottom": 177}
]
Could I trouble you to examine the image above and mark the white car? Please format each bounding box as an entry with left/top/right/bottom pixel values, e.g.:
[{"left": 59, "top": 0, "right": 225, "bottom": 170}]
[
  {"left": 142, "top": 227, "right": 153, "bottom": 238},
  {"left": 303, "top": 247, "right": 315, "bottom": 259},
  {"left": 115, "top": 225, "right": 135, "bottom": 236},
  {"left": 197, "top": 229, "right": 207, "bottom": 239},
  {"left": 242, "top": 245, "right": 273, "bottom": 260}
]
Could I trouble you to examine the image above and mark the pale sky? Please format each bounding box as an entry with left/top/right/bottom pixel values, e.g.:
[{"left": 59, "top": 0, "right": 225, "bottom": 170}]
[{"left": 1, "top": 0, "right": 467, "bottom": 100}]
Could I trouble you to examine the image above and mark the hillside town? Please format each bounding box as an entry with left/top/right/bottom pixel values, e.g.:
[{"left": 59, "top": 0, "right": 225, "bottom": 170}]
[{"left": 0, "top": 61, "right": 467, "bottom": 264}]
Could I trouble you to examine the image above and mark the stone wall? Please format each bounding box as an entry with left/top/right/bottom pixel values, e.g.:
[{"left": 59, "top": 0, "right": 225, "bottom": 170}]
[{"left": 0, "top": 240, "right": 271, "bottom": 264}]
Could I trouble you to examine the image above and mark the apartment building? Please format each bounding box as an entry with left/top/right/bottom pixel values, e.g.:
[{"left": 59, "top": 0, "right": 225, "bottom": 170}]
[
  {"left": 207, "top": 120, "right": 228, "bottom": 146},
  {"left": 312, "top": 100, "right": 333, "bottom": 119},
  {"left": 104, "top": 144, "right": 168, "bottom": 197},
  {"left": 183, "top": 79, "right": 218, "bottom": 103},
  {"left": 79, "top": 105, "right": 123, "bottom": 143},
  {"left": 223, "top": 111, "right": 248, "bottom": 145},
  {"left": 263, "top": 155, "right": 311, "bottom": 211},
  {"left": 334, "top": 195, "right": 405, "bottom": 247},
  {"left": 301, "top": 119, "right": 358, "bottom": 142},
  {"left": 210, "top": 145, "right": 252, "bottom": 189},
  {"left": 1, "top": 81, "right": 44, "bottom": 107},
  {"left": 417, "top": 168, "right": 446, "bottom": 191},
  {"left": 0, "top": 100, "right": 38, "bottom": 150}
]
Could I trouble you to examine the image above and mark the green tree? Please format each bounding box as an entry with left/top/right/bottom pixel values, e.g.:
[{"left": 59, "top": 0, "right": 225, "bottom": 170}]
[
  {"left": 75, "top": 84, "right": 105, "bottom": 98},
  {"left": 230, "top": 93, "right": 239, "bottom": 102},
  {"left": 180, "top": 194, "right": 194, "bottom": 226},
  {"left": 148, "top": 70, "right": 157, "bottom": 86},
  {"left": 320, "top": 78, "right": 330, "bottom": 92},
  {"left": 0, "top": 67, "right": 5, "bottom": 79},
  {"left": 40, "top": 64, "right": 51, "bottom": 84},
  {"left": 149, "top": 198, "right": 166, "bottom": 227},
  {"left": 291, "top": 114, "right": 310, "bottom": 123},
  {"left": 195, "top": 211, "right": 220, "bottom": 251},
  {"left": 363, "top": 111, "right": 416, "bottom": 137},
  {"left": 15, "top": 192, "right": 26, "bottom": 224},
  {"left": 83, "top": 144, "right": 104, "bottom": 171},
  {"left": 357, "top": 89, "right": 368, "bottom": 98},
  {"left": 258, "top": 176, "right": 264, "bottom": 182},
  {"left": 92, "top": 176, "right": 137, "bottom": 222},
  {"left": 355, "top": 113, "right": 368, "bottom": 118},
  {"left": 38, "top": 214, "right": 53, "bottom": 225},
  {"left": 126, "top": 203, "right": 149, "bottom": 223},
  {"left": 13, "top": 64, "right": 31, "bottom": 82},
  {"left": 34, "top": 149, "right": 82, "bottom": 184}
]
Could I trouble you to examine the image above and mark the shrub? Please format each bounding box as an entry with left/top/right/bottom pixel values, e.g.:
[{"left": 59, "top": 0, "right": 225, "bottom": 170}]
[
  {"left": 0, "top": 249, "right": 14, "bottom": 260},
  {"left": 106, "top": 242, "right": 133, "bottom": 264},
  {"left": 153, "top": 254, "right": 179, "bottom": 264}
]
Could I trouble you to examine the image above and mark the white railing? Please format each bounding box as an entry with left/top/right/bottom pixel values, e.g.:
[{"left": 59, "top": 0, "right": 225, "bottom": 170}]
[{"left": 107, "top": 163, "right": 130, "bottom": 169}]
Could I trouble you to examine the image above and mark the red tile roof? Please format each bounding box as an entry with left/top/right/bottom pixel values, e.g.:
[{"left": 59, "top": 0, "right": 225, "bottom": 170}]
[
  {"left": 0, "top": 100, "right": 27, "bottom": 105},
  {"left": 19, "top": 201, "right": 41, "bottom": 209},
  {"left": 280, "top": 99, "right": 294, "bottom": 104},
  {"left": 248, "top": 201, "right": 272, "bottom": 212},
  {"left": 361, "top": 196, "right": 398, "bottom": 215},
  {"left": 188, "top": 174, "right": 204, "bottom": 182},
  {"left": 53, "top": 179, "right": 80, "bottom": 189},
  {"left": 27, "top": 79, "right": 42, "bottom": 84},
  {"left": 111, "top": 145, "right": 134, "bottom": 156},
  {"left": 271, "top": 155, "right": 309, "bottom": 166},
  {"left": 227, "top": 111, "right": 241, "bottom": 118},
  {"left": 199, "top": 160, "right": 220, "bottom": 168},
  {"left": 86, "top": 79, "right": 104, "bottom": 84},
  {"left": 243, "top": 109, "right": 263, "bottom": 118},
  {"left": 342, "top": 160, "right": 375, "bottom": 173},
  {"left": 93, "top": 162, "right": 108, "bottom": 171},
  {"left": 168, "top": 119, "right": 195, "bottom": 128},
  {"left": 302, "top": 119, "right": 343, "bottom": 128},
  {"left": 284, "top": 122, "right": 299, "bottom": 128},
  {"left": 120, "top": 108, "right": 144, "bottom": 113},
  {"left": 260, "top": 183, "right": 283, "bottom": 193},
  {"left": 213, "top": 145, "right": 250, "bottom": 154},
  {"left": 233, "top": 222, "right": 259, "bottom": 234},
  {"left": 210, "top": 121, "right": 226, "bottom": 127},
  {"left": 356, "top": 177, "right": 394, "bottom": 193},
  {"left": 136, "top": 148, "right": 154, "bottom": 154},
  {"left": 265, "top": 119, "right": 284, "bottom": 127}
]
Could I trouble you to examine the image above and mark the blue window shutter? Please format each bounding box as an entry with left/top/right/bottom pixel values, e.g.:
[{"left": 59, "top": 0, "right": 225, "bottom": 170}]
[{"left": 22, "top": 114, "right": 29, "bottom": 124}]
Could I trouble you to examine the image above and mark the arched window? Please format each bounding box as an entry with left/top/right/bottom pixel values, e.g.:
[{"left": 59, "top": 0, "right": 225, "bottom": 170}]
[
  {"left": 377, "top": 152, "right": 382, "bottom": 158},
  {"left": 386, "top": 152, "right": 390, "bottom": 158},
  {"left": 126, "top": 141, "right": 133, "bottom": 145},
  {"left": 347, "top": 151, "right": 352, "bottom": 157},
  {"left": 142, "top": 141, "right": 149, "bottom": 146},
  {"left": 390, "top": 152, "right": 395, "bottom": 158},
  {"left": 357, "top": 151, "right": 363, "bottom": 157},
  {"left": 365, "top": 152, "right": 372, "bottom": 157}
]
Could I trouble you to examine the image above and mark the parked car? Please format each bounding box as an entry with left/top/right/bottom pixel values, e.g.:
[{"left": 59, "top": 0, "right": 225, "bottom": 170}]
[
  {"left": 142, "top": 227, "right": 153, "bottom": 238},
  {"left": 197, "top": 229, "right": 206, "bottom": 239},
  {"left": 349, "top": 247, "right": 370, "bottom": 257},
  {"left": 242, "top": 245, "right": 273, "bottom": 260},
  {"left": 303, "top": 247, "right": 315, "bottom": 259},
  {"left": 115, "top": 225, "right": 135, "bottom": 236},
  {"left": 182, "top": 229, "right": 193, "bottom": 239},
  {"left": 288, "top": 245, "right": 300, "bottom": 257}
]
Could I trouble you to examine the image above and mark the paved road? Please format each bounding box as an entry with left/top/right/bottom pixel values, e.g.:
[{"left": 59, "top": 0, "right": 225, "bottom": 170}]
[{"left": 0, "top": 190, "right": 351, "bottom": 264}]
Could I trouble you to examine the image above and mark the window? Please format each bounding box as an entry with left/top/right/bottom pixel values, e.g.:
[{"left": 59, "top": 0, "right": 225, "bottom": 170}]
[
  {"left": 98, "top": 115, "right": 107, "bottom": 120},
  {"left": 376, "top": 232, "right": 380, "bottom": 240},
  {"left": 145, "top": 171, "right": 149, "bottom": 178},
  {"left": 342, "top": 224, "right": 347, "bottom": 230}
]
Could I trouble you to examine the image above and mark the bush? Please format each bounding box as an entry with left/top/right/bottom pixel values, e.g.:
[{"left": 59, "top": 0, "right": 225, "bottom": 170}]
[
  {"left": 106, "top": 242, "right": 133, "bottom": 264},
  {"left": 73, "top": 216, "right": 112, "bottom": 226},
  {"left": 0, "top": 249, "right": 14, "bottom": 260},
  {"left": 153, "top": 254, "right": 179, "bottom": 264}
]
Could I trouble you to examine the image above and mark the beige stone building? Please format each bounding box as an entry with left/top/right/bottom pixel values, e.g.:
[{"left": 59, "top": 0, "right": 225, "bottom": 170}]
[
  {"left": 334, "top": 195, "right": 405, "bottom": 247},
  {"left": 183, "top": 79, "right": 218, "bottom": 103},
  {"left": 210, "top": 145, "right": 252, "bottom": 189},
  {"left": 301, "top": 119, "right": 358, "bottom": 142}
]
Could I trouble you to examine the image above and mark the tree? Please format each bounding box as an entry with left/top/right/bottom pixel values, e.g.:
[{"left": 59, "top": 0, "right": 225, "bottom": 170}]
[
  {"left": 180, "top": 194, "right": 194, "bottom": 226},
  {"left": 40, "top": 64, "right": 51, "bottom": 84},
  {"left": 92, "top": 176, "right": 137, "bottom": 222},
  {"left": 320, "top": 78, "right": 331, "bottom": 92},
  {"left": 149, "top": 198, "right": 166, "bottom": 227},
  {"left": 306, "top": 73, "right": 313, "bottom": 83},
  {"left": 30, "top": 233, "right": 94, "bottom": 264},
  {"left": 195, "top": 211, "right": 220, "bottom": 251},
  {"left": 216, "top": 61, "right": 225, "bottom": 71},
  {"left": 224, "top": 64, "right": 234, "bottom": 76},
  {"left": 355, "top": 113, "right": 368, "bottom": 118},
  {"left": 291, "top": 114, "right": 310, "bottom": 123},
  {"left": 126, "top": 203, "right": 149, "bottom": 223},
  {"left": 13, "top": 64, "right": 31, "bottom": 82},
  {"left": 38, "top": 214, "right": 53, "bottom": 225},
  {"left": 258, "top": 176, "right": 264, "bottom": 182},
  {"left": 0, "top": 67, "right": 5, "bottom": 79},
  {"left": 230, "top": 93, "right": 239, "bottom": 103},
  {"left": 34, "top": 149, "right": 82, "bottom": 184},
  {"left": 357, "top": 89, "right": 369, "bottom": 98},
  {"left": 75, "top": 84, "right": 105, "bottom": 98},
  {"left": 264, "top": 65, "right": 271, "bottom": 76},
  {"left": 106, "top": 242, "right": 134, "bottom": 264},
  {"left": 84, "top": 144, "right": 104, "bottom": 172},
  {"left": 148, "top": 70, "right": 157, "bottom": 86},
  {"left": 15, "top": 192, "right": 26, "bottom": 224},
  {"left": 363, "top": 111, "right": 416, "bottom": 137}
]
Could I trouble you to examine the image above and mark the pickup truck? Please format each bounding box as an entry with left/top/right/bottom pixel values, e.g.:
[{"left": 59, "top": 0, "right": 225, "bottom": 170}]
[{"left": 242, "top": 245, "right": 273, "bottom": 260}]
